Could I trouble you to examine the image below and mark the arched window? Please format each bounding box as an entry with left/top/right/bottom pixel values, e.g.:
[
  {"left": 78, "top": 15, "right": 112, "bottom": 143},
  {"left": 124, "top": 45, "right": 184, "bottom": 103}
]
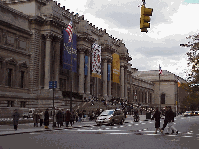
[{"left": 161, "top": 93, "right": 165, "bottom": 104}]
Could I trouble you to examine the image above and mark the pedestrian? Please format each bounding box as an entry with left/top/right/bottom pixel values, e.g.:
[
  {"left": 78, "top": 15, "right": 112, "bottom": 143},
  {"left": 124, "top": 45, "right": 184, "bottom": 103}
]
[
  {"left": 65, "top": 110, "right": 71, "bottom": 127},
  {"left": 78, "top": 111, "right": 82, "bottom": 122},
  {"left": 75, "top": 112, "right": 78, "bottom": 122},
  {"left": 70, "top": 111, "right": 74, "bottom": 126},
  {"left": 33, "top": 111, "right": 39, "bottom": 127},
  {"left": 39, "top": 111, "right": 44, "bottom": 127},
  {"left": 161, "top": 106, "right": 178, "bottom": 135},
  {"left": 12, "top": 109, "right": 20, "bottom": 130},
  {"left": 44, "top": 108, "right": 49, "bottom": 129},
  {"left": 56, "top": 110, "right": 63, "bottom": 128},
  {"left": 151, "top": 107, "right": 161, "bottom": 134}
]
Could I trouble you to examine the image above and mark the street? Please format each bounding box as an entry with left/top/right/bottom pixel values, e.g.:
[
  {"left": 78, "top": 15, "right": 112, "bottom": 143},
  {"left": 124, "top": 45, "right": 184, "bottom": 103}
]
[{"left": 0, "top": 115, "right": 199, "bottom": 149}]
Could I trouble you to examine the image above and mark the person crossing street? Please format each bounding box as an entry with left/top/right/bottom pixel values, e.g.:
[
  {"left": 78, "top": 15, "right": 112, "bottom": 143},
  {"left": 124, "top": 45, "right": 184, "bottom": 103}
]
[
  {"left": 151, "top": 107, "right": 161, "bottom": 134},
  {"left": 161, "top": 106, "right": 178, "bottom": 135}
]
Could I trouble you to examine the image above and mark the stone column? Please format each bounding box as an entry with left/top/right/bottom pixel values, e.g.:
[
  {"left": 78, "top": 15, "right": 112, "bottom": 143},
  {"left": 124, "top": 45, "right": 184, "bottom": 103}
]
[
  {"left": 54, "top": 37, "right": 61, "bottom": 89},
  {"left": 86, "top": 52, "right": 91, "bottom": 95},
  {"left": 120, "top": 64, "right": 125, "bottom": 100},
  {"left": 44, "top": 34, "right": 52, "bottom": 89},
  {"left": 103, "top": 58, "right": 108, "bottom": 98},
  {"left": 78, "top": 50, "right": 85, "bottom": 94},
  {"left": 108, "top": 61, "right": 112, "bottom": 98}
]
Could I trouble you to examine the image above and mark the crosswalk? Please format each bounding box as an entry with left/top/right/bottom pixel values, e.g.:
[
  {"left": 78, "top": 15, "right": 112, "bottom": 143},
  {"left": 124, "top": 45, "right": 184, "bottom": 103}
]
[{"left": 52, "top": 121, "right": 199, "bottom": 139}]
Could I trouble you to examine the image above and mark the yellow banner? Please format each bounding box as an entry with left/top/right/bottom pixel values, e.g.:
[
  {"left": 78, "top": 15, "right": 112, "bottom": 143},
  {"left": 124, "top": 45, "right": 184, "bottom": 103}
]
[{"left": 112, "top": 53, "right": 120, "bottom": 83}]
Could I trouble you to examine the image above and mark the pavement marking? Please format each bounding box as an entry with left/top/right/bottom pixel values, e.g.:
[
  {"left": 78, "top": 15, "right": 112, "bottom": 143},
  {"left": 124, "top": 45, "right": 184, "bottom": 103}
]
[
  {"left": 141, "top": 123, "right": 146, "bottom": 124},
  {"left": 76, "top": 129, "right": 123, "bottom": 132},
  {"left": 181, "top": 136, "right": 193, "bottom": 137},
  {"left": 120, "top": 126, "right": 124, "bottom": 127},
  {"left": 128, "top": 124, "right": 132, "bottom": 127},
  {"left": 108, "top": 133, "right": 130, "bottom": 135},
  {"left": 135, "top": 124, "right": 139, "bottom": 125}
]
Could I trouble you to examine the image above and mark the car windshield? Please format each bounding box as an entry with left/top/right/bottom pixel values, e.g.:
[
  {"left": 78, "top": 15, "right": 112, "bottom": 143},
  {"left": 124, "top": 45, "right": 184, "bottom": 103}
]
[
  {"left": 185, "top": 111, "right": 191, "bottom": 113},
  {"left": 100, "top": 110, "right": 114, "bottom": 116}
]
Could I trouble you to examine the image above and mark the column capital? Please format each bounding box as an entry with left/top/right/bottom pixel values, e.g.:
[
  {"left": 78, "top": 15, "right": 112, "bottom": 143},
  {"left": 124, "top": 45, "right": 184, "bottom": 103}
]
[
  {"left": 43, "top": 33, "right": 53, "bottom": 40},
  {"left": 78, "top": 47, "right": 87, "bottom": 53}
]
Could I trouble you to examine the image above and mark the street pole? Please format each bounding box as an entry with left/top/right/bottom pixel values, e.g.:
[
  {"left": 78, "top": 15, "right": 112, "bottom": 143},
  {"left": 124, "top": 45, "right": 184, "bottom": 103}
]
[
  {"left": 159, "top": 64, "right": 161, "bottom": 112},
  {"left": 53, "top": 81, "right": 55, "bottom": 128}
]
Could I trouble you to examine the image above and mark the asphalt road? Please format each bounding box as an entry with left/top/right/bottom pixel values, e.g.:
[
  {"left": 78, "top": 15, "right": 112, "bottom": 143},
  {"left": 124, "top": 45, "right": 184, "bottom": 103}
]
[{"left": 0, "top": 115, "right": 199, "bottom": 149}]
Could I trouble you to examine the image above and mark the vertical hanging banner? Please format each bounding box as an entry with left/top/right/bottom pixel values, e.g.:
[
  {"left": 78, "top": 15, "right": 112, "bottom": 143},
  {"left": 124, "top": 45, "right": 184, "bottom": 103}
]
[
  {"left": 112, "top": 53, "right": 120, "bottom": 83},
  {"left": 84, "top": 56, "right": 88, "bottom": 75},
  {"left": 107, "top": 64, "right": 111, "bottom": 81},
  {"left": 62, "top": 31, "right": 77, "bottom": 72},
  {"left": 91, "top": 43, "right": 101, "bottom": 79}
]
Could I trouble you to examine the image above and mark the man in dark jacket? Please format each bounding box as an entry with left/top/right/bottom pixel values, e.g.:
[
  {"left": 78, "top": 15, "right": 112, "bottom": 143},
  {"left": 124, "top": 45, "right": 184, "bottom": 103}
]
[
  {"left": 13, "top": 109, "right": 20, "bottom": 130},
  {"left": 151, "top": 107, "right": 161, "bottom": 134},
  {"left": 44, "top": 108, "right": 49, "bottom": 129},
  {"left": 161, "top": 106, "right": 178, "bottom": 134}
]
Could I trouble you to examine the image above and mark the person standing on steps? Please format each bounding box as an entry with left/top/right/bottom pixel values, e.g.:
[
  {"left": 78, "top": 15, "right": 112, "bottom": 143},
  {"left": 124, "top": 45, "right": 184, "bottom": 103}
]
[{"left": 151, "top": 107, "right": 161, "bottom": 134}]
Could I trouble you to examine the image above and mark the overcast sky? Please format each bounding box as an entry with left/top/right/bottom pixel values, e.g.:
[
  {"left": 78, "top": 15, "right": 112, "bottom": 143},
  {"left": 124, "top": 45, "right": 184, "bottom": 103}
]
[{"left": 58, "top": 0, "right": 199, "bottom": 80}]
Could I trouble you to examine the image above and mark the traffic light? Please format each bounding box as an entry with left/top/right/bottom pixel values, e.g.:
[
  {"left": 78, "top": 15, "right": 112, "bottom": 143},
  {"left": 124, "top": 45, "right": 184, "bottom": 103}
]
[{"left": 140, "top": 5, "right": 153, "bottom": 32}]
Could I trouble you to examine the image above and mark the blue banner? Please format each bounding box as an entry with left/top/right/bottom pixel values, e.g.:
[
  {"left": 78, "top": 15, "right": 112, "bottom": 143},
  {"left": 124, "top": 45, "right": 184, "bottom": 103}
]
[
  {"left": 62, "top": 30, "right": 77, "bottom": 73},
  {"left": 107, "top": 64, "right": 111, "bottom": 81},
  {"left": 85, "top": 56, "right": 88, "bottom": 75}
]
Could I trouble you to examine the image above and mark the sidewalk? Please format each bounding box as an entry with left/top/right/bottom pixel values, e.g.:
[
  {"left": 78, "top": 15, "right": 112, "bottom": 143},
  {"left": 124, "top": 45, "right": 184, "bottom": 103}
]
[{"left": 0, "top": 115, "right": 150, "bottom": 136}]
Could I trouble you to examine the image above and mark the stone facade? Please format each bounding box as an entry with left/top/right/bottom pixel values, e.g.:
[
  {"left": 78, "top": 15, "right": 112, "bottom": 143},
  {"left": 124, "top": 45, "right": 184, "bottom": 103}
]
[
  {"left": 133, "top": 70, "right": 187, "bottom": 112},
  {"left": 0, "top": 0, "right": 155, "bottom": 111}
]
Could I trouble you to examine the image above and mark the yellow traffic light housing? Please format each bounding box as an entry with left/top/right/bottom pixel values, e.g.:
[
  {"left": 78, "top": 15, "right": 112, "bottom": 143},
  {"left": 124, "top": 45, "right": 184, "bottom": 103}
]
[{"left": 140, "top": 5, "right": 153, "bottom": 32}]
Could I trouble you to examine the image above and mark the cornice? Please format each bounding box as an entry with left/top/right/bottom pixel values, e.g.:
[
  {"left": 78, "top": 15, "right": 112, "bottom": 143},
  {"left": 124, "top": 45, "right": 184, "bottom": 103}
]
[
  {"left": 0, "top": 20, "right": 32, "bottom": 35},
  {"left": 0, "top": 45, "right": 31, "bottom": 57},
  {"left": 0, "top": 1, "right": 29, "bottom": 19},
  {"left": 77, "top": 33, "right": 96, "bottom": 43}
]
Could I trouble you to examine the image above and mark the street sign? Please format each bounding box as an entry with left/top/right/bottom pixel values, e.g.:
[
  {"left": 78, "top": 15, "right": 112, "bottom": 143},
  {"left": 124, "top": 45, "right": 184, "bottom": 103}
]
[
  {"left": 49, "top": 81, "right": 53, "bottom": 89},
  {"left": 49, "top": 81, "right": 57, "bottom": 89}
]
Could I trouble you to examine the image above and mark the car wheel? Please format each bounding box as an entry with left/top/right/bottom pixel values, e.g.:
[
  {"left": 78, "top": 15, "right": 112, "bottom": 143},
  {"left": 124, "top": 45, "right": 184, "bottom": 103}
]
[{"left": 120, "top": 119, "right": 123, "bottom": 125}]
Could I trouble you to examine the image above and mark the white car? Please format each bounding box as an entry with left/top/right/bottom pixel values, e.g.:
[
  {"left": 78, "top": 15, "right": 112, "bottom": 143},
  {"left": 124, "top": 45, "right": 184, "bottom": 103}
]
[
  {"left": 183, "top": 111, "right": 194, "bottom": 117},
  {"left": 95, "top": 109, "right": 125, "bottom": 126}
]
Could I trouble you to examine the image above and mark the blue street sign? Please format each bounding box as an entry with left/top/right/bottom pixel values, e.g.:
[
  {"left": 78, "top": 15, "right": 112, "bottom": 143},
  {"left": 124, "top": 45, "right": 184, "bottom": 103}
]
[
  {"left": 49, "top": 81, "right": 53, "bottom": 89},
  {"left": 54, "top": 81, "right": 57, "bottom": 88},
  {"left": 49, "top": 81, "right": 57, "bottom": 89}
]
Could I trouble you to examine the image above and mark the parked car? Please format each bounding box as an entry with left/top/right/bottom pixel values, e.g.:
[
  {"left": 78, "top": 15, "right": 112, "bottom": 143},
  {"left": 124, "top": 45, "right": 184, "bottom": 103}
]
[
  {"left": 194, "top": 111, "right": 199, "bottom": 116},
  {"left": 183, "top": 111, "right": 194, "bottom": 117},
  {"left": 95, "top": 109, "right": 125, "bottom": 126}
]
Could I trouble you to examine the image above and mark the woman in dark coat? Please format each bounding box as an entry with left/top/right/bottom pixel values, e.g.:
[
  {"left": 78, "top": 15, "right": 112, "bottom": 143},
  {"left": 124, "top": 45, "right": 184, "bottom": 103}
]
[
  {"left": 13, "top": 109, "right": 20, "bottom": 130},
  {"left": 65, "top": 110, "right": 71, "bottom": 127},
  {"left": 151, "top": 107, "right": 161, "bottom": 134},
  {"left": 44, "top": 108, "right": 49, "bottom": 129},
  {"left": 56, "top": 110, "right": 63, "bottom": 128}
]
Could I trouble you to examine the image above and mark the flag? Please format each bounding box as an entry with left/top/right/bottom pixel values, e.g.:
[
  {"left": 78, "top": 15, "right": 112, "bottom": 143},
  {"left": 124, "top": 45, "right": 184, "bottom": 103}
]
[
  {"left": 107, "top": 64, "right": 111, "bottom": 81},
  {"left": 112, "top": 53, "right": 120, "bottom": 83},
  {"left": 159, "top": 65, "right": 163, "bottom": 75},
  {"left": 91, "top": 43, "right": 101, "bottom": 79},
  {"left": 66, "top": 21, "right": 73, "bottom": 42},
  {"left": 178, "top": 80, "right": 181, "bottom": 87},
  {"left": 85, "top": 56, "right": 88, "bottom": 75}
]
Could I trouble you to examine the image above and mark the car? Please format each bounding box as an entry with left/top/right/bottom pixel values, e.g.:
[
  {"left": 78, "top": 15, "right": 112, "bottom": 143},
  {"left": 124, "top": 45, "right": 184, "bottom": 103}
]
[
  {"left": 95, "top": 109, "right": 125, "bottom": 126},
  {"left": 183, "top": 111, "right": 194, "bottom": 117},
  {"left": 194, "top": 111, "right": 199, "bottom": 116}
]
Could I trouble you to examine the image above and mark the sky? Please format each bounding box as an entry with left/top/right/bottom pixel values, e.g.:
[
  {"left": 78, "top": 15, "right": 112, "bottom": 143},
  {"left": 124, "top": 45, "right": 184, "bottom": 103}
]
[{"left": 58, "top": 0, "right": 199, "bottom": 80}]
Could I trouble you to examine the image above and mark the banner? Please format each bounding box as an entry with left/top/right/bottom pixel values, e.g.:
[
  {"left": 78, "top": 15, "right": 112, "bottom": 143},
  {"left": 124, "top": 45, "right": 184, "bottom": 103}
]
[
  {"left": 107, "top": 64, "right": 111, "bottom": 81},
  {"left": 62, "top": 31, "right": 77, "bottom": 73},
  {"left": 85, "top": 56, "right": 88, "bottom": 75},
  {"left": 112, "top": 53, "right": 120, "bottom": 83},
  {"left": 91, "top": 43, "right": 101, "bottom": 79}
]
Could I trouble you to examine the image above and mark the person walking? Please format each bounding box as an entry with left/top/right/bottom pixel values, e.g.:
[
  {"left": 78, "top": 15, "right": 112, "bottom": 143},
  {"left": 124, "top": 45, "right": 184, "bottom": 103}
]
[
  {"left": 161, "top": 106, "right": 178, "bottom": 135},
  {"left": 12, "top": 109, "right": 20, "bottom": 130},
  {"left": 44, "top": 108, "right": 49, "bottom": 129},
  {"left": 65, "top": 110, "right": 71, "bottom": 127},
  {"left": 151, "top": 107, "right": 161, "bottom": 134}
]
